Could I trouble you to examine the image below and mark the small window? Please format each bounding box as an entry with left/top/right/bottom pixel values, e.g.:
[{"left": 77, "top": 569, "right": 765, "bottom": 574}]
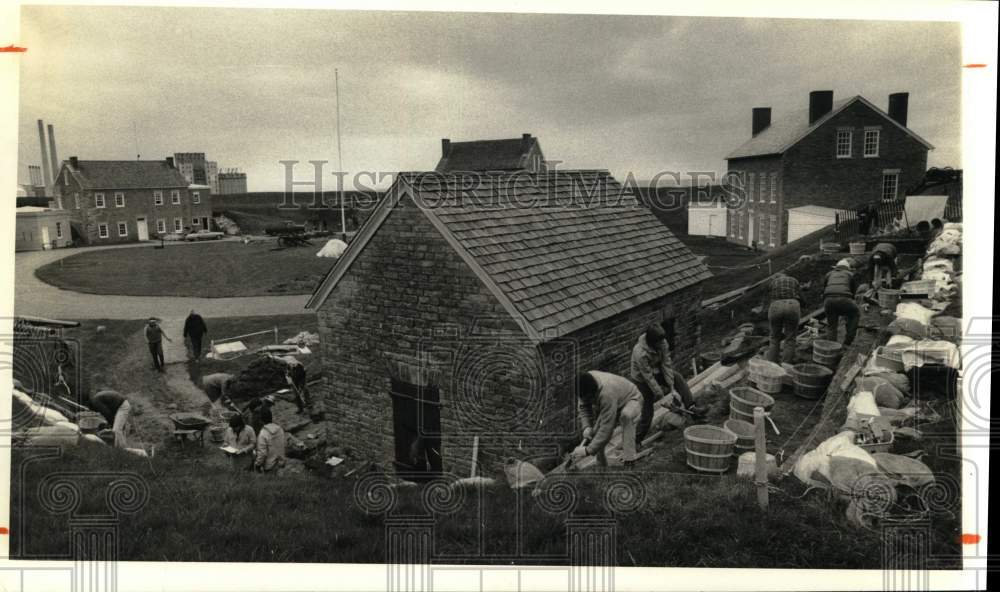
[
  {"left": 56, "top": 222, "right": 63, "bottom": 239},
  {"left": 174, "top": 218, "right": 183, "bottom": 232},
  {"left": 192, "top": 218, "right": 200, "bottom": 225},
  {"left": 74, "top": 193, "right": 80, "bottom": 209},
  {"left": 98, "top": 223, "right": 109, "bottom": 238},
  {"left": 747, "top": 173, "right": 755, "bottom": 202},
  {"left": 864, "top": 128, "right": 880, "bottom": 158},
  {"left": 836, "top": 129, "right": 852, "bottom": 158},
  {"left": 192, "top": 191, "right": 201, "bottom": 204},
  {"left": 153, "top": 191, "right": 164, "bottom": 206},
  {"left": 171, "top": 190, "right": 181, "bottom": 204},
  {"left": 769, "top": 173, "right": 778, "bottom": 203},
  {"left": 114, "top": 192, "right": 125, "bottom": 207},
  {"left": 769, "top": 215, "right": 777, "bottom": 247},
  {"left": 156, "top": 219, "right": 166, "bottom": 234},
  {"left": 95, "top": 193, "right": 106, "bottom": 208},
  {"left": 759, "top": 214, "right": 768, "bottom": 246},
  {"left": 881, "top": 171, "right": 900, "bottom": 201},
  {"left": 117, "top": 222, "right": 128, "bottom": 237},
  {"left": 759, "top": 176, "right": 767, "bottom": 201}
]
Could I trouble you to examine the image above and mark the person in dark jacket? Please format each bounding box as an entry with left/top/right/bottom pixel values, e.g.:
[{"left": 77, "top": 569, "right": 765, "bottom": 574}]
[
  {"left": 766, "top": 273, "right": 805, "bottom": 363},
  {"left": 89, "top": 389, "right": 131, "bottom": 448},
  {"left": 144, "top": 318, "right": 172, "bottom": 372},
  {"left": 183, "top": 310, "right": 209, "bottom": 361},
  {"left": 281, "top": 357, "right": 311, "bottom": 413},
  {"left": 869, "top": 243, "right": 898, "bottom": 288},
  {"left": 244, "top": 395, "right": 275, "bottom": 436},
  {"left": 823, "top": 260, "right": 861, "bottom": 345}
]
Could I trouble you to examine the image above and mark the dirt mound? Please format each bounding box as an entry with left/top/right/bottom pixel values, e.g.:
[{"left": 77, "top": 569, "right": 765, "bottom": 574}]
[{"left": 228, "top": 356, "right": 288, "bottom": 400}]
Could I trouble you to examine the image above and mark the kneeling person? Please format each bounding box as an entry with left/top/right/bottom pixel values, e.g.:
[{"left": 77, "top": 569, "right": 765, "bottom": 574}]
[{"left": 572, "top": 371, "right": 642, "bottom": 466}]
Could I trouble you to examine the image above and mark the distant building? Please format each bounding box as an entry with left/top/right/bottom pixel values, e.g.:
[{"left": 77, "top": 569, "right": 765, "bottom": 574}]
[
  {"left": 217, "top": 169, "right": 248, "bottom": 194},
  {"left": 206, "top": 160, "right": 219, "bottom": 194},
  {"left": 725, "top": 91, "right": 933, "bottom": 249},
  {"left": 435, "top": 133, "right": 546, "bottom": 173},
  {"left": 15, "top": 206, "right": 73, "bottom": 251},
  {"left": 53, "top": 156, "right": 214, "bottom": 245}
]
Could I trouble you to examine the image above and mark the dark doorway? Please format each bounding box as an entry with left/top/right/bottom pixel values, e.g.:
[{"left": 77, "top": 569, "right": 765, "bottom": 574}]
[{"left": 390, "top": 378, "right": 443, "bottom": 480}]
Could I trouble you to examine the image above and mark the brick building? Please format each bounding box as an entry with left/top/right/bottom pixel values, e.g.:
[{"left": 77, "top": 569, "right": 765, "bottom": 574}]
[
  {"left": 725, "top": 91, "right": 933, "bottom": 249},
  {"left": 306, "top": 171, "right": 710, "bottom": 476},
  {"left": 435, "top": 133, "right": 546, "bottom": 173},
  {"left": 53, "top": 157, "right": 214, "bottom": 245}
]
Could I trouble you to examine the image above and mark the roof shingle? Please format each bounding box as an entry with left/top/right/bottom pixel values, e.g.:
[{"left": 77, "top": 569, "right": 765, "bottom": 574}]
[{"left": 64, "top": 160, "right": 190, "bottom": 190}]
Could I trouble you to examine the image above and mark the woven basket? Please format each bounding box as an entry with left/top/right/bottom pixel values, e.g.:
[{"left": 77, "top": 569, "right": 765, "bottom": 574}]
[
  {"left": 729, "top": 387, "right": 775, "bottom": 423},
  {"left": 684, "top": 425, "right": 736, "bottom": 473},
  {"left": 789, "top": 363, "right": 833, "bottom": 388},
  {"left": 723, "top": 419, "right": 756, "bottom": 455},
  {"left": 878, "top": 289, "right": 902, "bottom": 310}
]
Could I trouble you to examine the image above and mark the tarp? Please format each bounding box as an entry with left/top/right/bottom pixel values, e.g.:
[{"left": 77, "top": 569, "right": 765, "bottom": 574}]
[{"left": 903, "top": 194, "right": 948, "bottom": 226}]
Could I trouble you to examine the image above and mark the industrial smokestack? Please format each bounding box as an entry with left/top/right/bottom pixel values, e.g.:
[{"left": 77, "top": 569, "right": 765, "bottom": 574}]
[
  {"left": 47, "top": 124, "right": 59, "bottom": 183},
  {"left": 37, "top": 119, "right": 51, "bottom": 187}
]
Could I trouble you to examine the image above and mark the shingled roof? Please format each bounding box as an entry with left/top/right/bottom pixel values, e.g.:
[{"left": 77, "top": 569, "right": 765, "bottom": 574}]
[
  {"left": 307, "top": 171, "right": 712, "bottom": 340},
  {"left": 436, "top": 135, "right": 542, "bottom": 172},
  {"left": 60, "top": 160, "right": 190, "bottom": 190},
  {"left": 727, "top": 96, "right": 934, "bottom": 160}
]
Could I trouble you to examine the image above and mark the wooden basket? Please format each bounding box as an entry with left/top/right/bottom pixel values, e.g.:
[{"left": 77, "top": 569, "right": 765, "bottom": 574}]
[
  {"left": 684, "top": 425, "right": 736, "bottom": 473},
  {"left": 723, "top": 419, "right": 755, "bottom": 455},
  {"left": 729, "top": 387, "right": 775, "bottom": 423},
  {"left": 789, "top": 363, "right": 833, "bottom": 388},
  {"left": 748, "top": 358, "right": 785, "bottom": 394}
]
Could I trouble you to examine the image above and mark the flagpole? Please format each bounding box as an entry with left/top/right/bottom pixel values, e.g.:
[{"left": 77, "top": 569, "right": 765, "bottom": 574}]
[{"left": 335, "top": 68, "right": 346, "bottom": 237}]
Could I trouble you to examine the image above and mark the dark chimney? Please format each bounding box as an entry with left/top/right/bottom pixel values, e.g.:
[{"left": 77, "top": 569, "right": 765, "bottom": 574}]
[
  {"left": 808, "top": 90, "right": 834, "bottom": 124},
  {"left": 522, "top": 133, "right": 534, "bottom": 150},
  {"left": 166, "top": 156, "right": 174, "bottom": 168},
  {"left": 751, "top": 107, "right": 771, "bottom": 137},
  {"left": 69, "top": 156, "right": 78, "bottom": 169},
  {"left": 441, "top": 138, "right": 451, "bottom": 157},
  {"left": 888, "top": 92, "right": 909, "bottom": 127}
]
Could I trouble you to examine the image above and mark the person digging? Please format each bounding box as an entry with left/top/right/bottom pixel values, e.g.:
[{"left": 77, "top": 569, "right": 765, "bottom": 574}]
[
  {"left": 281, "top": 356, "right": 311, "bottom": 414},
  {"left": 630, "top": 324, "right": 705, "bottom": 447}
]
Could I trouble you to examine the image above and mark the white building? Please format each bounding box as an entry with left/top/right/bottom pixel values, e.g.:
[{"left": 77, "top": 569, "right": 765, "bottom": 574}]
[{"left": 687, "top": 200, "right": 728, "bottom": 237}]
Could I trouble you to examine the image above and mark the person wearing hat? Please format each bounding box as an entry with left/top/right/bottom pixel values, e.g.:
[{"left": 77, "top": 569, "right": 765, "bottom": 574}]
[
  {"left": 823, "top": 259, "right": 861, "bottom": 345},
  {"left": 144, "top": 318, "right": 173, "bottom": 372}
]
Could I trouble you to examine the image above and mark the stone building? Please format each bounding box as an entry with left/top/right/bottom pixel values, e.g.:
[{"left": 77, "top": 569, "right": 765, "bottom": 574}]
[
  {"left": 53, "top": 157, "right": 214, "bottom": 245},
  {"left": 306, "top": 170, "right": 710, "bottom": 476},
  {"left": 725, "top": 91, "right": 933, "bottom": 249}
]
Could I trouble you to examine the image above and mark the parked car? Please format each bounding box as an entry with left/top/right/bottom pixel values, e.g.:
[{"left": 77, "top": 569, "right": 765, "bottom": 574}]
[{"left": 184, "top": 229, "right": 225, "bottom": 241}]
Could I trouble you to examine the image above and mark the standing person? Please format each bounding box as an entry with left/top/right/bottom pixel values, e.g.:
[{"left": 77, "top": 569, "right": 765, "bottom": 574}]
[
  {"left": 571, "top": 371, "right": 643, "bottom": 467},
  {"left": 201, "top": 372, "right": 234, "bottom": 401},
  {"left": 254, "top": 407, "right": 286, "bottom": 473},
  {"left": 766, "top": 273, "right": 805, "bottom": 364},
  {"left": 630, "top": 325, "right": 700, "bottom": 446},
  {"left": 183, "top": 310, "right": 209, "bottom": 361},
  {"left": 89, "top": 389, "right": 131, "bottom": 449},
  {"left": 869, "top": 242, "right": 898, "bottom": 288},
  {"left": 144, "top": 318, "right": 172, "bottom": 372},
  {"left": 223, "top": 413, "right": 257, "bottom": 469},
  {"left": 282, "top": 357, "right": 311, "bottom": 414},
  {"left": 823, "top": 260, "right": 861, "bottom": 345}
]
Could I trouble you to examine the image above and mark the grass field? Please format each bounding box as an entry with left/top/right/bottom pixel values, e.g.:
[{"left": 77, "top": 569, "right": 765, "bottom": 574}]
[
  {"left": 35, "top": 241, "right": 336, "bottom": 297},
  {"left": 12, "top": 440, "right": 924, "bottom": 566}
]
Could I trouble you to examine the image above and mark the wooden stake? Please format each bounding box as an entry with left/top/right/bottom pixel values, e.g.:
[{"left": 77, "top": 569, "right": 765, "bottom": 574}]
[
  {"left": 753, "top": 406, "right": 769, "bottom": 511},
  {"left": 470, "top": 435, "right": 479, "bottom": 479}
]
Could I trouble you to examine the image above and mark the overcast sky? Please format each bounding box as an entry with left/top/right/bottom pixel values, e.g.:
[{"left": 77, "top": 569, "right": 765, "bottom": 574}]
[{"left": 17, "top": 6, "right": 961, "bottom": 191}]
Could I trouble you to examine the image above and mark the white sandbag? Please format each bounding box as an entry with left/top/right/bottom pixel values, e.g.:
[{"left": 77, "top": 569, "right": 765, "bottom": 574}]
[
  {"left": 13, "top": 388, "right": 34, "bottom": 406},
  {"left": 848, "top": 391, "right": 881, "bottom": 418},
  {"left": 895, "top": 303, "right": 936, "bottom": 326},
  {"left": 887, "top": 335, "right": 915, "bottom": 347},
  {"left": 793, "top": 449, "right": 832, "bottom": 488},
  {"left": 125, "top": 448, "right": 149, "bottom": 458},
  {"left": 872, "top": 453, "right": 935, "bottom": 488},
  {"left": 815, "top": 430, "right": 857, "bottom": 457},
  {"left": 26, "top": 402, "right": 70, "bottom": 426},
  {"left": 900, "top": 340, "right": 961, "bottom": 370},
  {"left": 503, "top": 458, "right": 545, "bottom": 489},
  {"left": 829, "top": 441, "right": 878, "bottom": 470},
  {"left": 887, "top": 318, "right": 930, "bottom": 339},
  {"left": 923, "top": 257, "right": 954, "bottom": 273},
  {"left": 82, "top": 434, "right": 106, "bottom": 445},
  {"left": 54, "top": 421, "right": 81, "bottom": 433},
  {"left": 871, "top": 382, "right": 905, "bottom": 409},
  {"left": 21, "top": 425, "right": 81, "bottom": 447},
  {"left": 316, "top": 239, "right": 348, "bottom": 258}
]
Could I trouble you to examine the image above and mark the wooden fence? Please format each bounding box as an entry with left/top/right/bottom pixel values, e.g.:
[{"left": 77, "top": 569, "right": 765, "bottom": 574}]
[{"left": 834, "top": 196, "right": 963, "bottom": 243}]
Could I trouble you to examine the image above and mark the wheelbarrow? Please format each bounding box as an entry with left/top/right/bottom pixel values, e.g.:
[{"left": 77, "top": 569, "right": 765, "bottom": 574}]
[{"left": 168, "top": 412, "right": 212, "bottom": 447}]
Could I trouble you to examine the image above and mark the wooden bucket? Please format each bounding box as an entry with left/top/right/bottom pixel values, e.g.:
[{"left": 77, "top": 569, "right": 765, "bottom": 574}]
[
  {"left": 812, "top": 339, "right": 843, "bottom": 368},
  {"left": 878, "top": 289, "right": 902, "bottom": 310},
  {"left": 748, "top": 358, "right": 785, "bottom": 394},
  {"left": 684, "top": 425, "right": 736, "bottom": 473},
  {"left": 723, "top": 419, "right": 755, "bottom": 455},
  {"left": 728, "top": 387, "right": 775, "bottom": 423}
]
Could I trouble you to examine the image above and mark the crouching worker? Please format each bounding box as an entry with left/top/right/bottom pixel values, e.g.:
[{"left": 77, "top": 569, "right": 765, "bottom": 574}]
[
  {"left": 766, "top": 273, "right": 804, "bottom": 364},
  {"left": 630, "top": 325, "right": 701, "bottom": 445},
  {"left": 89, "top": 389, "right": 131, "bottom": 449},
  {"left": 254, "top": 408, "right": 286, "bottom": 474},
  {"left": 869, "top": 242, "right": 898, "bottom": 288},
  {"left": 571, "top": 371, "right": 642, "bottom": 467},
  {"left": 201, "top": 372, "right": 234, "bottom": 401},
  {"left": 824, "top": 259, "right": 861, "bottom": 346},
  {"left": 223, "top": 413, "right": 257, "bottom": 470}
]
